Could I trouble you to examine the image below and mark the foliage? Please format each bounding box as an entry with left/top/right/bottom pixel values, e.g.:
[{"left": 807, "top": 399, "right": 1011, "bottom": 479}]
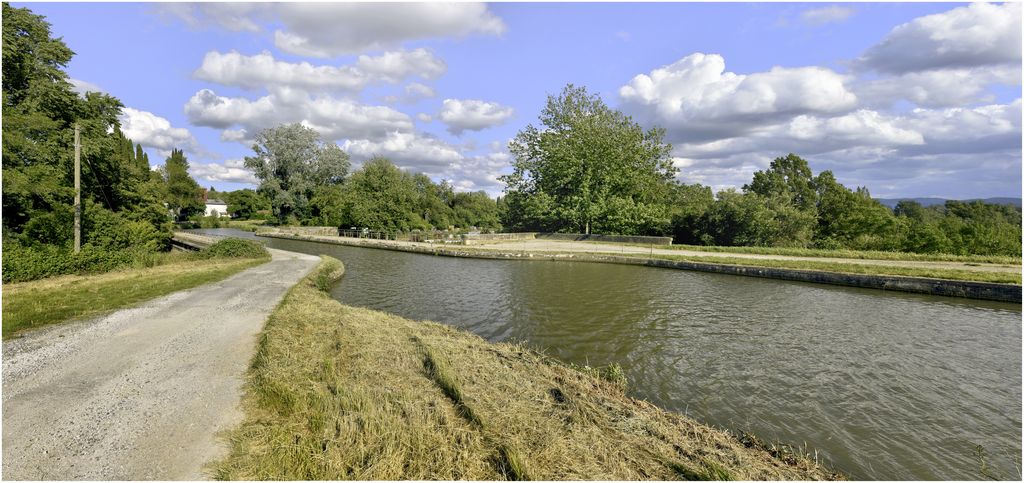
[
  {"left": 674, "top": 153, "right": 1021, "bottom": 257},
  {"left": 244, "top": 123, "right": 350, "bottom": 224},
  {"left": 333, "top": 157, "right": 501, "bottom": 232},
  {"left": 198, "top": 238, "right": 269, "bottom": 259},
  {"left": 502, "top": 84, "right": 676, "bottom": 235},
  {"left": 163, "top": 149, "right": 204, "bottom": 221},
  {"left": 224, "top": 188, "right": 271, "bottom": 220}
]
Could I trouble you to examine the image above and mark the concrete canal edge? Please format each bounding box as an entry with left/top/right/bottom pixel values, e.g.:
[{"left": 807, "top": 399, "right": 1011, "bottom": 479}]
[{"left": 256, "top": 232, "right": 1022, "bottom": 304}]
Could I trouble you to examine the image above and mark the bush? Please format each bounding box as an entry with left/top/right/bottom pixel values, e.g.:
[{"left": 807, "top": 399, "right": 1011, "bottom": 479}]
[
  {"left": 2, "top": 241, "right": 143, "bottom": 283},
  {"left": 200, "top": 238, "right": 269, "bottom": 259}
]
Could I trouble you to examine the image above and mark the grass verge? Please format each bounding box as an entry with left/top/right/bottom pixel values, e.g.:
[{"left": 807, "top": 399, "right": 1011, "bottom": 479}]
[
  {"left": 611, "top": 242, "right": 1020, "bottom": 265},
  {"left": 213, "top": 256, "right": 841, "bottom": 480},
  {"left": 641, "top": 253, "right": 1022, "bottom": 284},
  {"left": 2, "top": 242, "right": 270, "bottom": 338}
]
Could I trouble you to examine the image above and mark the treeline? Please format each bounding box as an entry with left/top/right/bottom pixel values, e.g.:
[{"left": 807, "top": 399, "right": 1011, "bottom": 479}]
[
  {"left": 239, "top": 123, "right": 501, "bottom": 232},
  {"left": 2, "top": 4, "right": 219, "bottom": 280},
  {"left": 500, "top": 86, "right": 1021, "bottom": 257}
]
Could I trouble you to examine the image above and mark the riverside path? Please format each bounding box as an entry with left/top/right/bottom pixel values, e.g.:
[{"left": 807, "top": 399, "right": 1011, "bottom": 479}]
[{"left": 2, "top": 248, "right": 319, "bottom": 480}]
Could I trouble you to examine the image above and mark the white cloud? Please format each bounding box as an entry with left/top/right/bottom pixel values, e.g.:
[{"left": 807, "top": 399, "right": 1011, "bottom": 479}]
[
  {"left": 855, "top": 65, "right": 1021, "bottom": 108},
  {"left": 118, "top": 107, "right": 202, "bottom": 157},
  {"left": 193, "top": 49, "right": 445, "bottom": 93},
  {"left": 69, "top": 78, "right": 104, "bottom": 96},
  {"left": 405, "top": 83, "right": 437, "bottom": 101},
  {"left": 272, "top": 3, "right": 505, "bottom": 57},
  {"left": 342, "top": 131, "right": 463, "bottom": 172},
  {"left": 156, "top": 3, "right": 505, "bottom": 57},
  {"left": 356, "top": 50, "right": 446, "bottom": 83},
  {"left": 800, "top": 6, "right": 855, "bottom": 26},
  {"left": 619, "top": 52, "right": 857, "bottom": 143},
  {"left": 190, "top": 158, "right": 259, "bottom": 185},
  {"left": 438, "top": 98, "right": 515, "bottom": 135},
  {"left": 153, "top": 3, "right": 263, "bottom": 32},
  {"left": 856, "top": 2, "right": 1021, "bottom": 74},
  {"left": 184, "top": 88, "right": 413, "bottom": 142},
  {"left": 416, "top": 113, "right": 433, "bottom": 122}
]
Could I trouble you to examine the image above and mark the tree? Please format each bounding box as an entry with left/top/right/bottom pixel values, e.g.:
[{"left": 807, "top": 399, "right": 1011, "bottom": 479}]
[
  {"left": 163, "top": 149, "right": 204, "bottom": 221},
  {"left": 502, "top": 84, "right": 676, "bottom": 235},
  {"left": 745, "top": 153, "right": 818, "bottom": 212},
  {"left": 2, "top": 3, "right": 170, "bottom": 251},
  {"left": 336, "top": 157, "right": 423, "bottom": 232},
  {"left": 244, "top": 123, "right": 350, "bottom": 224},
  {"left": 225, "top": 189, "right": 270, "bottom": 220}
]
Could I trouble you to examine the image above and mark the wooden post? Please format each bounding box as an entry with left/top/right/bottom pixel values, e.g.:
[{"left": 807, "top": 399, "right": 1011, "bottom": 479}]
[{"left": 74, "top": 123, "right": 81, "bottom": 253}]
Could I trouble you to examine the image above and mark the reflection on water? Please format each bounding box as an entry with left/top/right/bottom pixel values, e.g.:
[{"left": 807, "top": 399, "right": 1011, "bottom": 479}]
[{"left": 193, "top": 228, "right": 1023, "bottom": 480}]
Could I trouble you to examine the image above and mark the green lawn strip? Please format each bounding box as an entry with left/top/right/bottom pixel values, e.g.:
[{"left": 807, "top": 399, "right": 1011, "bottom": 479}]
[
  {"left": 642, "top": 253, "right": 1021, "bottom": 284},
  {"left": 2, "top": 256, "right": 268, "bottom": 338},
  {"left": 602, "top": 241, "right": 1020, "bottom": 265},
  {"left": 214, "top": 256, "right": 840, "bottom": 480}
]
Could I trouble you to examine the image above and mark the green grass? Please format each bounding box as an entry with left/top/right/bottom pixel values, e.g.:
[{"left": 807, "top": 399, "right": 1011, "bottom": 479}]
[
  {"left": 642, "top": 253, "right": 1022, "bottom": 284},
  {"left": 2, "top": 251, "right": 269, "bottom": 338},
  {"left": 213, "top": 256, "right": 841, "bottom": 480},
  {"left": 611, "top": 242, "right": 1020, "bottom": 265}
]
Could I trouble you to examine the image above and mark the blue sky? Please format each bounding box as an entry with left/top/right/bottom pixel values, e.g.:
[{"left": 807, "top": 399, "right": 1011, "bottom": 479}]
[{"left": 21, "top": 2, "right": 1022, "bottom": 199}]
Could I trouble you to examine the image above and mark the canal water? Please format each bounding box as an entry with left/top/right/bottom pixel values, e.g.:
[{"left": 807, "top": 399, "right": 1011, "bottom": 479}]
[{"left": 196, "top": 229, "right": 1022, "bottom": 480}]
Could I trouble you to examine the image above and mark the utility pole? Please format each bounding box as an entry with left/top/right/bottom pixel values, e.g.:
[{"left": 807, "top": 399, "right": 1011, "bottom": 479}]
[{"left": 74, "top": 122, "right": 81, "bottom": 253}]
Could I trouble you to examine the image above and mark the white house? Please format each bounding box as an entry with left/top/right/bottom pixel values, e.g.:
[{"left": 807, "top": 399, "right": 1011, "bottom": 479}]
[{"left": 205, "top": 199, "right": 229, "bottom": 217}]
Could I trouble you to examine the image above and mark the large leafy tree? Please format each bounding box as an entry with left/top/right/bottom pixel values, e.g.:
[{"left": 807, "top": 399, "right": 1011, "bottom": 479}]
[
  {"left": 162, "top": 149, "right": 204, "bottom": 221},
  {"left": 336, "top": 157, "right": 423, "bottom": 232},
  {"left": 244, "top": 123, "right": 350, "bottom": 224},
  {"left": 2, "top": 3, "right": 170, "bottom": 249},
  {"left": 502, "top": 84, "right": 676, "bottom": 235}
]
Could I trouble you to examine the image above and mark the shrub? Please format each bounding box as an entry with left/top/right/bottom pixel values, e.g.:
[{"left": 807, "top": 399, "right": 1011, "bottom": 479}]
[
  {"left": 200, "top": 238, "right": 269, "bottom": 259},
  {"left": 2, "top": 241, "right": 142, "bottom": 283}
]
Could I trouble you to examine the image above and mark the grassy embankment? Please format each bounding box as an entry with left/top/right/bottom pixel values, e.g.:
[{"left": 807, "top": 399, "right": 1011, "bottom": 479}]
[
  {"left": 627, "top": 253, "right": 1022, "bottom": 285},
  {"left": 2, "top": 239, "right": 270, "bottom": 338},
  {"left": 616, "top": 242, "right": 1021, "bottom": 265},
  {"left": 214, "top": 256, "right": 841, "bottom": 480}
]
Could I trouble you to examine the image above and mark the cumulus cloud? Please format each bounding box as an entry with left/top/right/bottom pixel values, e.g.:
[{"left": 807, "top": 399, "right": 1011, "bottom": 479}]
[
  {"left": 800, "top": 5, "right": 855, "bottom": 26},
  {"left": 854, "top": 65, "right": 1021, "bottom": 108},
  {"left": 160, "top": 3, "right": 505, "bottom": 58},
  {"left": 619, "top": 53, "right": 857, "bottom": 143},
  {"left": 856, "top": 2, "right": 1021, "bottom": 74},
  {"left": 416, "top": 113, "right": 434, "bottom": 122},
  {"left": 119, "top": 107, "right": 202, "bottom": 157},
  {"left": 438, "top": 99, "right": 515, "bottom": 135},
  {"left": 190, "top": 158, "right": 259, "bottom": 185},
  {"left": 193, "top": 49, "right": 445, "bottom": 93},
  {"left": 184, "top": 88, "right": 413, "bottom": 142},
  {"left": 342, "top": 131, "right": 463, "bottom": 173},
  {"left": 669, "top": 99, "right": 1021, "bottom": 196}
]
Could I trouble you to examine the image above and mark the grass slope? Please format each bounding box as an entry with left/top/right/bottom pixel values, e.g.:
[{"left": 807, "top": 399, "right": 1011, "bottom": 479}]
[
  {"left": 644, "top": 253, "right": 1023, "bottom": 285},
  {"left": 616, "top": 242, "right": 1020, "bottom": 265},
  {"left": 213, "top": 257, "right": 841, "bottom": 480},
  {"left": 2, "top": 248, "right": 268, "bottom": 338}
]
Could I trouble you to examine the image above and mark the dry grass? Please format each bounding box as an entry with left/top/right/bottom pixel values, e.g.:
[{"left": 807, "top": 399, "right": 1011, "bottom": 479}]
[
  {"left": 213, "top": 256, "right": 842, "bottom": 480},
  {"left": 2, "top": 256, "right": 267, "bottom": 338}
]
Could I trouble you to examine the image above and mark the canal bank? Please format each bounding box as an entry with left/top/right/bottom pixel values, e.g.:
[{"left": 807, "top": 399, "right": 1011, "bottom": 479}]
[
  {"left": 215, "top": 255, "right": 841, "bottom": 480},
  {"left": 189, "top": 228, "right": 1022, "bottom": 479},
  {"left": 256, "top": 231, "right": 1022, "bottom": 303}
]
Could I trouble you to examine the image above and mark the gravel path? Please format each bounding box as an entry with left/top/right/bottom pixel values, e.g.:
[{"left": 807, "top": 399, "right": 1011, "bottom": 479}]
[{"left": 2, "top": 248, "right": 319, "bottom": 480}]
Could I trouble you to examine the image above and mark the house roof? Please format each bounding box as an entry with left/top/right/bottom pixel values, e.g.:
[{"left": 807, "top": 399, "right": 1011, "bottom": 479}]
[{"left": 206, "top": 199, "right": 227, "bottom": 205}]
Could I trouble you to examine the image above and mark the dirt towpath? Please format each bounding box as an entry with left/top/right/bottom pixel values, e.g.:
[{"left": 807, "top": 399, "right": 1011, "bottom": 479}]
[{"left": 2, "top": 248, "right": 319, "bottom": 480}]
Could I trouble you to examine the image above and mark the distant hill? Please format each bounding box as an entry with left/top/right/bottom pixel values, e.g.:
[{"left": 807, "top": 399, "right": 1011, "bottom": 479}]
[{"left": 875, "top": 197, "right": 1022, "bottom": 209}]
